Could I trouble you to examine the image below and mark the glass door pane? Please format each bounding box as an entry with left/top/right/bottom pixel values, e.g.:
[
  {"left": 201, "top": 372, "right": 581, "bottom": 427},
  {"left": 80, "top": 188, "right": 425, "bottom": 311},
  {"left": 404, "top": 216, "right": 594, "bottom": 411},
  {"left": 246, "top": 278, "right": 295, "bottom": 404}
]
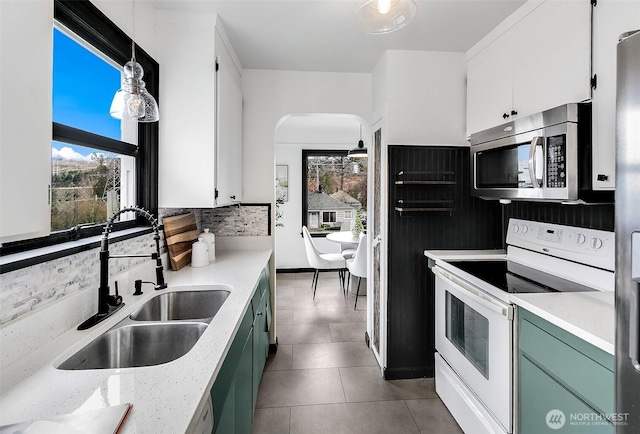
[{"left": 445, "top": 291, "right": 490, "bottom": 378}]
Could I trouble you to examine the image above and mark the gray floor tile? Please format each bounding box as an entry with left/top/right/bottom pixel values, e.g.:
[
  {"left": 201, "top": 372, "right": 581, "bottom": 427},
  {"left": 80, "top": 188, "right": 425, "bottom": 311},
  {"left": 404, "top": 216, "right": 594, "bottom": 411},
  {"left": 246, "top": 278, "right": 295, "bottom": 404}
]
[
  {"left": 256, "top": 368, "right": 345, "bottom": 408},
  {"left": 277, "top": 324, "right": 332, "bottom": 344},
  {"left": 292, "top": 342, "right": 377, "bottom": 369},
  {"left": 294, "top": 272, "right": 315, "bottom": 281},
  {"left": 293, "top": 308, "right": 363, "bottom": 325},
  {"left": 329, "top": 322, "right": 367, "bottom": 343},
  {"left": 276, "top": 273, "right": 297, "bottom": 281},
  {"left": 340, "top": 366, "right": 437, "bottom": 402},
  {"left": 265, "top": 344, "right": 293, "bottom": 371},
  {"left": 405, "top": 398, "right": 464, "bottom": 434},
  {"left": 358, "top": 309, "right": 367, "bottom": 322},
  {"left": 289, "top": 401, "right": 420, "bottom": 434},
  {"left": 276, "top": 297, "right": 324, "bottom": 311},
  {"left": 275, "top": 286, "right": 295, "bottom": 298},
  {"left": 277, "top": 310, "right": 294, "bottom": 325},
  {"left": 322, "top": 295, "right": 359, "bottom": 310},
  {"left": 251, "top": 407, "right": 291, "bottom": 434}
]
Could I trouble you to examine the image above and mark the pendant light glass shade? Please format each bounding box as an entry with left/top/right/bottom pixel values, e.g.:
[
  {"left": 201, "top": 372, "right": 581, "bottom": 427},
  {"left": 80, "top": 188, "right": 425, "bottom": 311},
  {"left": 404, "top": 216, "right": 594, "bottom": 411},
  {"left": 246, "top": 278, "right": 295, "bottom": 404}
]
[
  {"left": 354, "top": 0, "right": 417, "bottom": 34},
  {"left": 110, "top": 58, "right": 159, "bottom": 122},
  {"left": 348, "top": 124, "right": 368, "bottom": 158}
]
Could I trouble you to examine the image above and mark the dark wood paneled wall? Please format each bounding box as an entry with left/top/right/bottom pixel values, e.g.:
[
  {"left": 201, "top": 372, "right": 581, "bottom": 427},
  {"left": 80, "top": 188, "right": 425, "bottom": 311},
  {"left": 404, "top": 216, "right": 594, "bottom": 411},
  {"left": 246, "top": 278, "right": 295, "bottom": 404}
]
[
  {"left": 386, "top": 146, "right": 502, "bottom": 379},
  {"left": 502, "top": 201, "right": 614, "bottom": 233},
  {"left": 385, "top": 146, "right": 614, "bottom": 379}
]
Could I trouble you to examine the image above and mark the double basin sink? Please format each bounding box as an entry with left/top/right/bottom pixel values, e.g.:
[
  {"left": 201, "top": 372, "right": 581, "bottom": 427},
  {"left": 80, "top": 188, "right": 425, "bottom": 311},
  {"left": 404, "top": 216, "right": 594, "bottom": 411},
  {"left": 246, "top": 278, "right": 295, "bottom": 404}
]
[{"left": 57, "top": 286, "right": 231, "bottom": 370}]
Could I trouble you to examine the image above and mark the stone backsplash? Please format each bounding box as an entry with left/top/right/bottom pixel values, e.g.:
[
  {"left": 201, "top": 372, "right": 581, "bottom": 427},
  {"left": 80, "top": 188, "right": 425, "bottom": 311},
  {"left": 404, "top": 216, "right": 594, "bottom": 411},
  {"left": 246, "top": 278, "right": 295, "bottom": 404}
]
[
  {"left": 1, "top": 205, "right": 270, "bottom": 326},
  {"left": 159, "top": 204, "right": 270, "bottom": 237},
  {"left": 0, "top": 233, "right": 157, "bottom": 325}
]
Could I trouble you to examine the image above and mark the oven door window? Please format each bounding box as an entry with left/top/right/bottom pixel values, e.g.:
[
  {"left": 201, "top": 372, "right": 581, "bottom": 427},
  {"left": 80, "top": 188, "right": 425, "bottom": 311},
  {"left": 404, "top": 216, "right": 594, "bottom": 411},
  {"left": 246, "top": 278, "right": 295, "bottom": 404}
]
[
  {"left": 475, "top": 141, "right": 543, "bottom": 189},
  {"left": 445, "top": 291, "right": 489, "bottom": 379}
]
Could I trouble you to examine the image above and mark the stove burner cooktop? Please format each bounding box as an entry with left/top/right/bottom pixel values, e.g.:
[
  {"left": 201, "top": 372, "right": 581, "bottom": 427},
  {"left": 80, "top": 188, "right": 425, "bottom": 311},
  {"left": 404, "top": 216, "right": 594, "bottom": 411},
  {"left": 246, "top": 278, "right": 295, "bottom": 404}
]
[{"left": 448, "top": 260, "right": 597, "bottom": 294}]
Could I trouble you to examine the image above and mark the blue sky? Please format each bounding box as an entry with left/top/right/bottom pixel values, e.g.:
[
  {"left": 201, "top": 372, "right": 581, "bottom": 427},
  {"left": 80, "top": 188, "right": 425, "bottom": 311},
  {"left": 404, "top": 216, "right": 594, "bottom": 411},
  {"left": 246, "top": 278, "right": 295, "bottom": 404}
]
[{"left": 52, "top": 28, "right": 122, "bottom": 159}]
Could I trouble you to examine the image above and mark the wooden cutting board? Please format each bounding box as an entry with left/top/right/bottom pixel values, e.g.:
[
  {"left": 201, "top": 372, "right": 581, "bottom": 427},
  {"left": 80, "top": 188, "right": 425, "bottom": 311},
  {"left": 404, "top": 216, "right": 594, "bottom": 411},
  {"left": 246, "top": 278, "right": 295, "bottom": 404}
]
[{"left": 163, "top": 212, "right": 199, "bottom": 271}]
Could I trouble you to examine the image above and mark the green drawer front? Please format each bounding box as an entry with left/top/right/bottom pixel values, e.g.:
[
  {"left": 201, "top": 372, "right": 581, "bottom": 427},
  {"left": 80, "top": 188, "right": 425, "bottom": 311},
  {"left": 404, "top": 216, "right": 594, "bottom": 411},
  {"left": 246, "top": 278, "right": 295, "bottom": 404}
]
[
  {"left": 519, "top": 311, "right": 614, "bottom": 416},
  {"left": 519, "top": 354, "right": 613, "bottom": 434}
]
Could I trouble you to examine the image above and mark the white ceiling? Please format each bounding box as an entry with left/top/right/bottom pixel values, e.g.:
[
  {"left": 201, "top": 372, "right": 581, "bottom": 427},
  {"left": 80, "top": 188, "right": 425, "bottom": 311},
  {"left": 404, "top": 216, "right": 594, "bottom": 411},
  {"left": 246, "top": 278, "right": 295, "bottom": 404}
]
[{"left": 151, "top": 0, "right": 526, "bottom": 73}]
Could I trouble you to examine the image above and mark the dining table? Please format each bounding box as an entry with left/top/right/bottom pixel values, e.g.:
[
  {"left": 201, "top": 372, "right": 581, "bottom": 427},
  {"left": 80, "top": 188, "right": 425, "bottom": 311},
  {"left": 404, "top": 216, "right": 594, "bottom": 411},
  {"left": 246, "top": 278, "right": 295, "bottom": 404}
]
[{"left": 325, "top": 231, "right": 362, "bottom": 247}]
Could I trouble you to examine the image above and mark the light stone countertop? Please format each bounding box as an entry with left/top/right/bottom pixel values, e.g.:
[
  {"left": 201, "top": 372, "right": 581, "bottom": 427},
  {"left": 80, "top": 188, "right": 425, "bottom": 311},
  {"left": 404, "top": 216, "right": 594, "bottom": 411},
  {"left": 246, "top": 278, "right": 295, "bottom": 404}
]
[
  {"left": 423, "top": 249, "right": 507, "bottom": 262},
  {"left": 510, "top": 291, "right": 615, "bottom": 355},
  {"left": 0, "top": 248, "right": 272, "bottom": 433}
]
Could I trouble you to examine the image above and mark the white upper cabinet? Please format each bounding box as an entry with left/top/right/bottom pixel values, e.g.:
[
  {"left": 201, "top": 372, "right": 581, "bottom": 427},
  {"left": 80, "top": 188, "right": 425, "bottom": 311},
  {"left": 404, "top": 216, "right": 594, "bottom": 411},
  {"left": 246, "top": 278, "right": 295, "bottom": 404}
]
[
  {"left": 215, "top": 30, "right": 243, "bottom": 207},
  {"left": 591, "top": 0, "right": 640, "bottom": 190},
  {"left": 0, "top": 1, "right": 52, "bottom": 243},
  {"left": 467, "top": 0, "right": 592, "bottom": 136},
  {"left": 158, "top": 14, "right": 242, "bottom": 208}
]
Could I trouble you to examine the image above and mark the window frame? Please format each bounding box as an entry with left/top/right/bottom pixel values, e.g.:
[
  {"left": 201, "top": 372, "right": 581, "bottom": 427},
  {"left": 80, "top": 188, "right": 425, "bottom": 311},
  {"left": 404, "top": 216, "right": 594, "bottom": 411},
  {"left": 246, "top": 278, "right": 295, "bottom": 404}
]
[
  {"left": 301, "top": 149, "right": 349, "bottom": 237},
  {"left": 0, "top": 0, "right": 159, "bottom": 259}
]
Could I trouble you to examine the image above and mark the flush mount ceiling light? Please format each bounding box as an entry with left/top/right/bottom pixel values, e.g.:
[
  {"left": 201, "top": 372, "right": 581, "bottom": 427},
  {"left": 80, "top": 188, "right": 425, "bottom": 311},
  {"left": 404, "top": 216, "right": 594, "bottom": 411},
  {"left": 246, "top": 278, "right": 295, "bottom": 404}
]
[
  {"left": 354, "top": 0, "right": 417, "bottom": 34},
  {"left": 348, "top": 124, "right": 368, "bottom": 158},
  {"left": 109, "top": 0, "right": 159, "bottom": 122}
]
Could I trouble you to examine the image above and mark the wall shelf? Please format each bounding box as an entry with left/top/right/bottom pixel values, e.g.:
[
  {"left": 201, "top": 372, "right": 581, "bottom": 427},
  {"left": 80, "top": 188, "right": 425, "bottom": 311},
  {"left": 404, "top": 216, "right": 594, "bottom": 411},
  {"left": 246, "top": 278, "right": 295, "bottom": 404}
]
[
  {"left": 395, "top": 200, "right": 455, "bottom": 214},
  {"left": 395, "top": 170, "right": 456, "bottom": 185}
]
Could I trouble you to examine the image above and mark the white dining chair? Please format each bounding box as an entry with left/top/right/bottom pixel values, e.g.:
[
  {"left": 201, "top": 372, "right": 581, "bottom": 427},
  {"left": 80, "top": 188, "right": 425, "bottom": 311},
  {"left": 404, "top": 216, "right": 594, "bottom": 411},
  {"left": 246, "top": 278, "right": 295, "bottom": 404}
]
[
  {"left": 339, "top": 221, "right": 356, "bottom": 260},
  {"left": 346, "top": 234, "right": 367, "bottom": 310},
  {"left": 302, "top": 226, "right": 347, "bottom": 299}
]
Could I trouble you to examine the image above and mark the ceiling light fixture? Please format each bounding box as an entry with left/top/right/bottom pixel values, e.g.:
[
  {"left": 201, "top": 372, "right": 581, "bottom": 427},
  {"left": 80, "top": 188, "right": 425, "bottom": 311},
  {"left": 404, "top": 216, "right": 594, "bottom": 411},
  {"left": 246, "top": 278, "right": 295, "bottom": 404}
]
[
  {"left": 348, "top": 124, "right": 368, "bottom": 158},
  {"left": 354, "top": 0, "right": 417, "bottom": 34},
  {"left": 109, "top": 0, "right": 159, "bottom": 122}
]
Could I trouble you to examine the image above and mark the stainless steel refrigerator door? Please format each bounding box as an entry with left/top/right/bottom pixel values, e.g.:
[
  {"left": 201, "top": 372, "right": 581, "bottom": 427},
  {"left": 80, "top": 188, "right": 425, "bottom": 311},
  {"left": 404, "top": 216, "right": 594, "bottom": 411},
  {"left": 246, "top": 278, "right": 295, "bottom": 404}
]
[{"left": 616, "top": 29, "right": 640, "bottom": 433}]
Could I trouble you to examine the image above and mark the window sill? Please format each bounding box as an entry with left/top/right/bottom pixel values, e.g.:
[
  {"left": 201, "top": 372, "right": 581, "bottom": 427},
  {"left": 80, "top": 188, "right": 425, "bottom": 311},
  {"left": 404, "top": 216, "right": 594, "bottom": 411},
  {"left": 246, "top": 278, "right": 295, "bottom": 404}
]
[{"left": 0, "top": 227, "right": 153, "bottom": 274}]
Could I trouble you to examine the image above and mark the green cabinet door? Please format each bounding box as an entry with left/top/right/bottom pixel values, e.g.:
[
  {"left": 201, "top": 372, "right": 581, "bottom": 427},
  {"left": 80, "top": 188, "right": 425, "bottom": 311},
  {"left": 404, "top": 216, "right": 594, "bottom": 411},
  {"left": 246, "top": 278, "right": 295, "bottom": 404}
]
[
  {"left": 519, "top": 354, "right": 613, "bottom": 434},
  {"left": 235, "top": 327, "right": 254, "bottom": 434}
]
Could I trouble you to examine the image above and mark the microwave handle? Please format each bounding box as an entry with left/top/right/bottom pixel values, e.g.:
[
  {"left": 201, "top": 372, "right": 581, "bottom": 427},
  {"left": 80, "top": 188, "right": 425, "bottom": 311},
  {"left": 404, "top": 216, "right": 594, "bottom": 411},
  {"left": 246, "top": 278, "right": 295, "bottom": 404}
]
[{"left": 528, "top": 136, "right": 543, "bottom": 188}]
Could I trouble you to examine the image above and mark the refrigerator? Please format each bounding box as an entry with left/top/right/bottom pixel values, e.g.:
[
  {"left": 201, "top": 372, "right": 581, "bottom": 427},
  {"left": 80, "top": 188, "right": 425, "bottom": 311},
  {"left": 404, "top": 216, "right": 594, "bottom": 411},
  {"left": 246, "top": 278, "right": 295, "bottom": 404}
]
[{"left": 616, "top": 28, "right": 640, "bottom": 433}]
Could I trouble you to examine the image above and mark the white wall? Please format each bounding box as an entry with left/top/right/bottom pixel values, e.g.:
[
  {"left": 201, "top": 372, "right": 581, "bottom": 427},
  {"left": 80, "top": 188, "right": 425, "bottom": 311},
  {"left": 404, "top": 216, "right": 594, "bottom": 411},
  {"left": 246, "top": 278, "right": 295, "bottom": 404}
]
[
  {"left": 275, "top": 115, "right": 370, "bottom": 269},
  {"left": 242, "top": 70, "right": 372, "bottom": 269},
  {"left": 375, "top": 51, "right": 468, "bottom": 145},
  {"left": 241, "top": 70, "right": 372, "bottom": 204}
]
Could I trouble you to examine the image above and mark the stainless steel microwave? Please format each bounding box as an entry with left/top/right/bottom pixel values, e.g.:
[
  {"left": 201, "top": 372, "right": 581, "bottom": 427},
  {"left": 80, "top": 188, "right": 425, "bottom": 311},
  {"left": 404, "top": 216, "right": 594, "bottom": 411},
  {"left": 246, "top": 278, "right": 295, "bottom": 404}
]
[{"left": 470, "top": 103, "right": 609, "bottom": 202}]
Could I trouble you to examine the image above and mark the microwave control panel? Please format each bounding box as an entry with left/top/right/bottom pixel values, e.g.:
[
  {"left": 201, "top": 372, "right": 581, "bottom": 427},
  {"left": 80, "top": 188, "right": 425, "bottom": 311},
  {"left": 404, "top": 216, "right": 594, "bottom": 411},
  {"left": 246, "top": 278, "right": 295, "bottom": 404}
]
[{"left": 546, "top": 134, "right": 566, "bottom": 188}]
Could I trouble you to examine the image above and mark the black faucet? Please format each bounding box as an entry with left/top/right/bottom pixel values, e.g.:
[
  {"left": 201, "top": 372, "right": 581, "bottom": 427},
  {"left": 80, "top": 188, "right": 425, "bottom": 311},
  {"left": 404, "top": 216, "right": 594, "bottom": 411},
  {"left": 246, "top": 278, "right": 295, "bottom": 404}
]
[{"left": 77, "top": 206, "right": 167, "bottom": 330}]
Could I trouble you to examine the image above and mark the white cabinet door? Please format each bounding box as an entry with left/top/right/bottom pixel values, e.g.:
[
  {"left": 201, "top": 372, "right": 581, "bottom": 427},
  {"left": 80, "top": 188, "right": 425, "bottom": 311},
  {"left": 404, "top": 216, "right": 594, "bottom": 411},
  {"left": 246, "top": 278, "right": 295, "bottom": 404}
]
[
  {"left": 158, "top": 19, "right": 216, "bottom": 208},
  {"left": 512, "top": 0, "right": 591, "bottom": 119},
  {"left": 592, "top": 0, "right": 640, "bottom": 190},
  {"left": 467, "top": 34, "right": 515, "bottom": 135},
  {"left": 466, "top": 0, "right": 592, "bottom": 136},
  {"left": 215, "top": 31, "right": 243, "bottom": 207},
  {"left": 0, "top": 1, "right": 52, "bottom": 243}
]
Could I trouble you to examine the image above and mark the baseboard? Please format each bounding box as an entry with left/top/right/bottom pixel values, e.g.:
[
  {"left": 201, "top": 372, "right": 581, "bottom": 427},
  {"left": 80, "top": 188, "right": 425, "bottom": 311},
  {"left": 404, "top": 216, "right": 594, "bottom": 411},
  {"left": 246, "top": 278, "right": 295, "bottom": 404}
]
[
  {"left": 276, "top": 268, "right": 344, "bottom": 274},
  {"left": 383, "top": 366, "right": 435, "bottom": 380}
]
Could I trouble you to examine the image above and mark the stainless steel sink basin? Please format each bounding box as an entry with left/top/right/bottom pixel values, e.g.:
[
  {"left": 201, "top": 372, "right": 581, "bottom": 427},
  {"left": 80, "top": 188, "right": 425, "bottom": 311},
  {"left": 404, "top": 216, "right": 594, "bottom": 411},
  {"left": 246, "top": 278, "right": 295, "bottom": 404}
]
[
  {"left": 129, "top": 288, "right": 230, "bottom": 322},
  {"left": 57, "top": 322, "right": 207, "bottom": 370}
]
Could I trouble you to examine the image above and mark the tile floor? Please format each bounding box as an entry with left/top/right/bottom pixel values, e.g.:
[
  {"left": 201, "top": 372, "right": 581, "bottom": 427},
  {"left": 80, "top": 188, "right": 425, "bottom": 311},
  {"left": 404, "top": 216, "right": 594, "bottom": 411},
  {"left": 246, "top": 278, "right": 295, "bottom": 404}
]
[{"left": 251, "top": 271, "right": 463, "bottom": 434}]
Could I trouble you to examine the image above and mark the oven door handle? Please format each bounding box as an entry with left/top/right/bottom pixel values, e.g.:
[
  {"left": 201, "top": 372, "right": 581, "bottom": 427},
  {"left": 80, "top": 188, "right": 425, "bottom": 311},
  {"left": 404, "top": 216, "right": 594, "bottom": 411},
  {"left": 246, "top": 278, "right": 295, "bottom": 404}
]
[
  {"left": 528, "top": 136, "right": 543, "bottom": 188},
  {"left": 433, "top": 266, "right": 514, "bottom": 320}
]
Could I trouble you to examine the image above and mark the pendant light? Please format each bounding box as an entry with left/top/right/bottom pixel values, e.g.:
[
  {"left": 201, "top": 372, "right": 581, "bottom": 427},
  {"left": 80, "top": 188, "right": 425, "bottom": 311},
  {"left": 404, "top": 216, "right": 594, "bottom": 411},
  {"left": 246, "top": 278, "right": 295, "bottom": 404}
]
[
  {"left": 354, "top": 0, "right": 417, "bottom": 34},
  {"left": 109, "top": 0, "right": 159, "bottom": 122},
  {"left": 348, "top": 124, "right": 368, "bottom": 158}
]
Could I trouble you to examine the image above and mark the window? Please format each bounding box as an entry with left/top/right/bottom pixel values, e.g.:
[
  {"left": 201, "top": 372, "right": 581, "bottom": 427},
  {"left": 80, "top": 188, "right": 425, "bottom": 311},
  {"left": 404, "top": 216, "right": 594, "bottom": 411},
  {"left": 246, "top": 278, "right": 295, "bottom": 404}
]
[
  {"left": 322, "top": 212, "right": 337, "bottom": 224},
  {"left": 52, "top": 27, "right": 137, "bottom": 232},
  {"left": 302, "top": 150, "right": 367, "bottom": 235},
  {"left": 0, "top": 0, "right": 159, "bottom": 255}
]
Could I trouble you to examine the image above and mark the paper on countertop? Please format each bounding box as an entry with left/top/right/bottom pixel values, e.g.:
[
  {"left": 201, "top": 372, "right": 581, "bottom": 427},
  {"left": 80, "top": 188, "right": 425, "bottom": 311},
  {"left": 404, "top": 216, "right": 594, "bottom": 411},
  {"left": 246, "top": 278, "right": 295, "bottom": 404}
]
[{"left": 0, "top": 403, "right": 132, "bottom": 434}]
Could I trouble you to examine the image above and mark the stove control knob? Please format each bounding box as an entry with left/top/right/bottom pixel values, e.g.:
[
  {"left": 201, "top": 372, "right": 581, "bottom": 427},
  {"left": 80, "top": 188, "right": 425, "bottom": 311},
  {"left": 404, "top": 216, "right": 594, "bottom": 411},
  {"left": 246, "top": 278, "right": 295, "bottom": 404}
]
[
  {"left": 522, "top": 224, "right": 529, "bottom": 234},
  {"left": 592, "top": 237, "right": 604, "bottom": 250},
  {"left": 512, "top": 224, "right": 520, "bottom": 233},
  {"left": 576, "top": 233, "right": 586, "bottom": 245}
]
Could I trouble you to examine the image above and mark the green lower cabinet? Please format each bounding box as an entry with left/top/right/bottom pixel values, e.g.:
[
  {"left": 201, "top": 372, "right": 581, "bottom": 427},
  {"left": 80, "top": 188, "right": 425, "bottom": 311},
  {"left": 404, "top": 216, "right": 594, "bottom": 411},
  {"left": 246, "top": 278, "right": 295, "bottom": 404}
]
[
  {"left": 212, "top": 266, "right": 273, "bottom": 434},
  {"left": 518, "top": 308, "right": 614, "bottom": 434}
]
